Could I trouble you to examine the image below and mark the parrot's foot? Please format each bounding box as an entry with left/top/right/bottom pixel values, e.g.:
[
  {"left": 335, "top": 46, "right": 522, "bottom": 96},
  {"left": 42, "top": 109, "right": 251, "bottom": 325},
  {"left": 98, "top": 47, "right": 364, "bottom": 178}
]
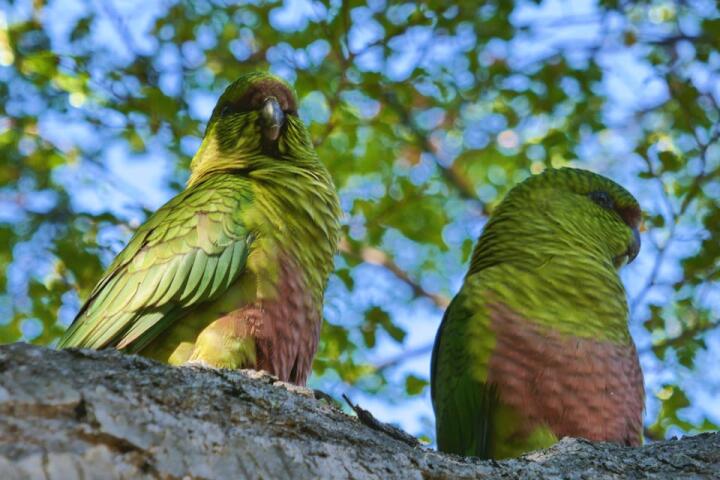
[
  {"left": 272, "top": 381, "right": 314, "bottom": 398},
  {"left": 181, "top": 359, "right": 215, "bottom": 369},
  {"left": 239, "top": 368, "right": 279, "bottom": 383},
  {"left": 236, "top": 369, "right": 316, "bottom": 398}
]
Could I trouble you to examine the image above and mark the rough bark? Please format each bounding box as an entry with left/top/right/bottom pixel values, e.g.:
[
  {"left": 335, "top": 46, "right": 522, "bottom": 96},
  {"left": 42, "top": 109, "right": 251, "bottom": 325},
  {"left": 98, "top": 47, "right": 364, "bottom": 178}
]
[{"left": 0, "top": 343, "right": 717, "bottom": 480}]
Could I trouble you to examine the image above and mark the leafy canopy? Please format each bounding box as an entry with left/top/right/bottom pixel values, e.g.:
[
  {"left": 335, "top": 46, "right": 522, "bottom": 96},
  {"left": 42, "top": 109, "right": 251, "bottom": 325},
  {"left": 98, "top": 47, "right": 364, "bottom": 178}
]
[{"left": 1, "top": 0, "right": 719, "bottom": 441}]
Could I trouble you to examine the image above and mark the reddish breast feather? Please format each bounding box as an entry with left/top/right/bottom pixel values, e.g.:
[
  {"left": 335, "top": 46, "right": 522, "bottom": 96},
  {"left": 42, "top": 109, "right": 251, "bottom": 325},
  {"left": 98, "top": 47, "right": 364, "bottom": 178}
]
[
  {"left": 488, "top": 303, "right": 644, "bottom": 445},
  {"left": 252, "top": 257, "right": 319, "bottom": 385}
]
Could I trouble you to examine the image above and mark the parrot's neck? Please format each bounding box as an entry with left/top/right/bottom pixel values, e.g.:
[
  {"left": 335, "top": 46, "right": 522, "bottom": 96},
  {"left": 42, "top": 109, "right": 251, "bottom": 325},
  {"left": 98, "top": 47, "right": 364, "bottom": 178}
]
[
  {"left": 187, "top": 134, "right": 254, "bottom": 187},
  {"left": 252, "top": 160, "right": 341, "bottom": 305}
]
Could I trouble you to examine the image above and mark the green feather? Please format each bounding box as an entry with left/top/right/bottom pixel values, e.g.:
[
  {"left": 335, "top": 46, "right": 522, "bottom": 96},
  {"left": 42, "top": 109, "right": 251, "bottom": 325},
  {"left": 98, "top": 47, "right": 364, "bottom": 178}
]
[
  {"left": 58, "top": 174, "right": 254, "bottom": 351},
  {"left": 180, "top": 250, "right": 208, "bottom": 300}
]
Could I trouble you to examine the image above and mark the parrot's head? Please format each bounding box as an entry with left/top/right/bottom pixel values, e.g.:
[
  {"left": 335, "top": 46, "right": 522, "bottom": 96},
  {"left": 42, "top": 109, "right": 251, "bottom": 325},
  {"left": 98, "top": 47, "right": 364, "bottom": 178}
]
[
  {"left": 189, "top": 71, "right": 315, "bottom": 183},
  {"left": 206, "top": 71, "right": 299, "bottom": 145},
  {"left": 476, "top": 168, "right": 642, "bottom": 272}
]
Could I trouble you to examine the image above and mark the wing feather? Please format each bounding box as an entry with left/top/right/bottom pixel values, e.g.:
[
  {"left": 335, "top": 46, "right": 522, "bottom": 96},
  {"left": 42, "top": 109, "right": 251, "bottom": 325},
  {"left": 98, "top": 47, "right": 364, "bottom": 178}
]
[
  {"left": 58, "top": 175, "right": 253, "bottom": 351},
  {"left": 431, "top": 286, "right": 498, "bottom": 458}
]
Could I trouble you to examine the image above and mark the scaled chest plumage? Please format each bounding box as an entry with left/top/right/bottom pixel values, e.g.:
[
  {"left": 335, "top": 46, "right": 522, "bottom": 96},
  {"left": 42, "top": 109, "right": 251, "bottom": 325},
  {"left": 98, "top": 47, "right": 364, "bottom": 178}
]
[
  {"left": 221, "top": 179, "right": 337, "bottom": 384},
  {"left": 486, "top": 301, "right": 643, "bottom": 449}
]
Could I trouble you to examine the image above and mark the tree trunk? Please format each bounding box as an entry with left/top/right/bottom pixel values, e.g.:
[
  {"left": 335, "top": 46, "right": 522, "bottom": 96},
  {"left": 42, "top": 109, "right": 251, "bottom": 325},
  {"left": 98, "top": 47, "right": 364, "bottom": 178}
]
[{"left": 0, "top": 343, "right": 716, "bottom": 479}]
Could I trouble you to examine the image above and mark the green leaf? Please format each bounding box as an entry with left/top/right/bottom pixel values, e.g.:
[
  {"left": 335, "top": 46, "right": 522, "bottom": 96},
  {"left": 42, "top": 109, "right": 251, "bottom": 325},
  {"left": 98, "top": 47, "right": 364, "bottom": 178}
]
[
  {"left": 405, "top": 374, "right": 428, "bottom": 395},
  {"left": 658, "top": 151, "right": 681, "bottom": 172}
]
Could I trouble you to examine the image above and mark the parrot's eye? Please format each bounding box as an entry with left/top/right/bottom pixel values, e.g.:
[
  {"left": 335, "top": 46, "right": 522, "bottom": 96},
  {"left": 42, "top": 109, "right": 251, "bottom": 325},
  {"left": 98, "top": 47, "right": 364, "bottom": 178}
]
[
  {"left": 220, "top": 103, "right": 253, "bottom": 117},
  {"left": 225, "top": 80, "right": 298, "bottom": 119},
  {"left": 589, "top": 191, "right": 614, "bottom": 210}
]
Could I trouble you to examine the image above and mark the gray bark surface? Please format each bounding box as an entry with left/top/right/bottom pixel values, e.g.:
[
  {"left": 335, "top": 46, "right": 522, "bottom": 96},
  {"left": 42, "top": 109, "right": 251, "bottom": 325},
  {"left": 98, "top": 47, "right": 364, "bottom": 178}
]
[{"left": 0, "top": 343, "right": 717, "bottom": 479}]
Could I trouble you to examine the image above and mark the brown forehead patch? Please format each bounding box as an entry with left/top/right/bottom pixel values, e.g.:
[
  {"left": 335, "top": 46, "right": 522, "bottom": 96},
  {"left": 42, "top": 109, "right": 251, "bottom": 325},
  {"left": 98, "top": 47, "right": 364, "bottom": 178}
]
[
  {"left": 616, "top": 204, "right": 641, "bottom": 230},
  {"left": 234, "top": 79, "right": 297, "bottom": 114}
]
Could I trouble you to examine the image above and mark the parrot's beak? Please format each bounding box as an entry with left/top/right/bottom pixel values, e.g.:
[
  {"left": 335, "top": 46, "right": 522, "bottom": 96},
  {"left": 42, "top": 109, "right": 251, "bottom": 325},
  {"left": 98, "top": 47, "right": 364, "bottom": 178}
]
[
  {"left": 628, "top": 226, "right": 641, "bottom": 263},
  {"left": 261, "top": 97, "right": 285, "bottom": 142},
  {"left": 615, "top": 227, "right": 640, "bottom": 268}
]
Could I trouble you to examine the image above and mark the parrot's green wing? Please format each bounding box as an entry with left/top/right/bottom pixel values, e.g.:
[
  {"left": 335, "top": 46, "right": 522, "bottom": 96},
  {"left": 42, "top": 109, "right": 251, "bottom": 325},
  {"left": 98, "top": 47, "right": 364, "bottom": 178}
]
[
  {"left": 58, "top": 174, "right": 254, "bottom": 353},
  {"left": 431, "top": 286, "right": 499, "bottom": 459}
]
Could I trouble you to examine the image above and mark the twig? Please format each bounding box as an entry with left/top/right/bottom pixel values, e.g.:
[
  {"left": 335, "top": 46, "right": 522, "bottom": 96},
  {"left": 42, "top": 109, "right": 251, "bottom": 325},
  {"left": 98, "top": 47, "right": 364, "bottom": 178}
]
[
  {"left": 372, "top": 343, "right": 434, "bottom": 373},
  {"left": 382, "top": 93, "right": 488, "bottom": 213},
  {"left": 342, "top": 394, "right": 420, "bottom": 447},
  {"left": 638, "top": 321, "right": 718, "bottom": 357},
  {"left": 338, "top": 237, "right": 450, "bottom": 309}
]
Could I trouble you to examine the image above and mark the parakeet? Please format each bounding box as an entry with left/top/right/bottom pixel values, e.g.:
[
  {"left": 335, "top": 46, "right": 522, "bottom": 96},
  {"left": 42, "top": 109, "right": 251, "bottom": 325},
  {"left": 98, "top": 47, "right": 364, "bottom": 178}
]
[
  {"left": 431, "top": 168, "right": 644, "bottom": 459},
  {"left": 58, "top": 72, "right": 341, "bottom": 386}
]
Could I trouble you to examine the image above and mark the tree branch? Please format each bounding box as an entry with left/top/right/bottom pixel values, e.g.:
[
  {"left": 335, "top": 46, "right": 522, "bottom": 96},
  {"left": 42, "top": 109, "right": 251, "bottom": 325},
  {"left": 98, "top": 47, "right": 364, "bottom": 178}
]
[{"left": 2, "top": 343, "right": 718, "bottom": 479}]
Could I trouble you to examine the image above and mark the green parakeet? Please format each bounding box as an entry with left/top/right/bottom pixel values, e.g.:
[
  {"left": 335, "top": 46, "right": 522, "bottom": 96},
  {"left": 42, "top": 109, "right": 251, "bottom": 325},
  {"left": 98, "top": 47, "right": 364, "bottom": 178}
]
[
  {"left": 58, "top": 72, "right": 341, "bottom": 386},
  {"left": 431, "top": 168, "right": 644, "bottom": 459}
]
